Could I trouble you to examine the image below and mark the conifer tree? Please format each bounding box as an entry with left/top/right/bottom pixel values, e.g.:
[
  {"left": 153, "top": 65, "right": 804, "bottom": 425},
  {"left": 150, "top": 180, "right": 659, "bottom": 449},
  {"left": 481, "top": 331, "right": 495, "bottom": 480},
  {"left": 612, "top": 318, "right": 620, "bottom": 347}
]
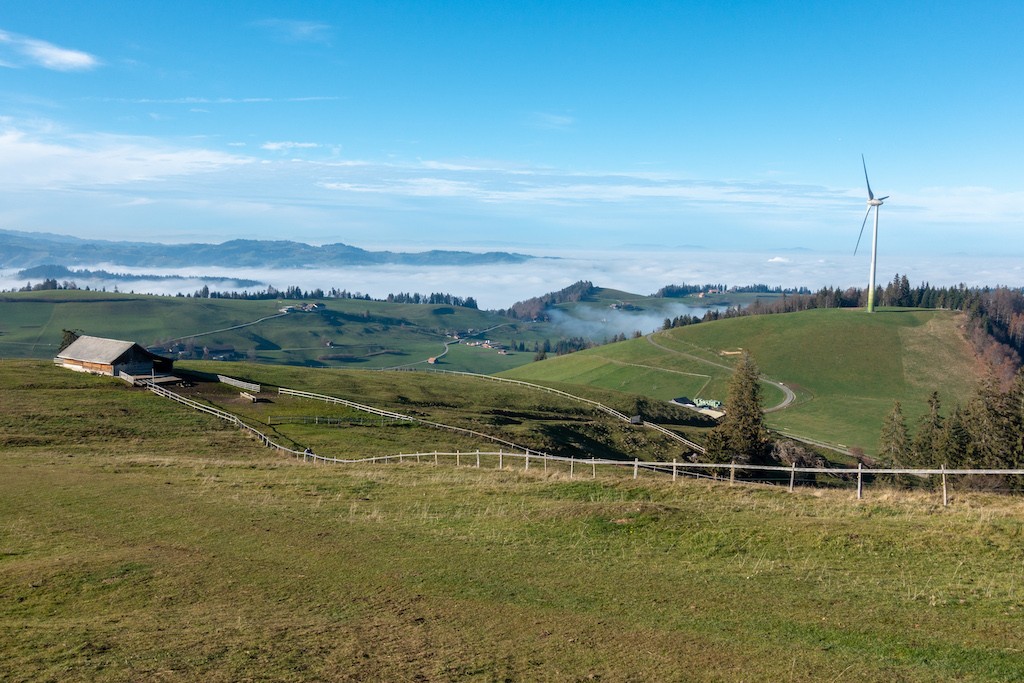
[
  {"left": 878, "top": 401, "right": 910, "bottom": 467},
  {"left": 59, "top": 329, "right": 80, "bottom": 352},
  {"left": 911, "top": 392, "right": 944, "bottom": 467},
  {"left": 938, "top": 405, "right": 970, "bottom": 468},
  {"left": 706, "top": 353, "right": 770, "bottom": 464}
]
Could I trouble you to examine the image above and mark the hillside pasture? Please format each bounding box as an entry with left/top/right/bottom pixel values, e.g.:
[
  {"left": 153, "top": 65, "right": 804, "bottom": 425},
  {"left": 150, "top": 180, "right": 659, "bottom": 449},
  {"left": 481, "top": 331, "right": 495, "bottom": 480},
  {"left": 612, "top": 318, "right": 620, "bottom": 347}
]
[
  {"left": 0, "top": 291, "right": 547, "bottom": 372},
  {"left": 2, "top": 359, "right": 1024, "bottom": 681},
  {"left": 176, "top": 360, "right": 708, "bottom": 463},
  {"left": 506, "top": 308, "right": 982, "bottom": 454}
]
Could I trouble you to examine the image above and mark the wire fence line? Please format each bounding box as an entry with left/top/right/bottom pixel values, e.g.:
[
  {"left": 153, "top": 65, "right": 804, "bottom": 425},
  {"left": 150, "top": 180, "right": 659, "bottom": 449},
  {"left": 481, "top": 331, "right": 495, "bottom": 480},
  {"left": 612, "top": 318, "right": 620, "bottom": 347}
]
[
  {"left": 382, "top": 366, "right": 707, "bottom": 454},
  {"left": 278, "top": 387, "right": 547, "bottom": 457},
  {"left": 141, "top": 381, "right": 1024, "bottom": 505}
]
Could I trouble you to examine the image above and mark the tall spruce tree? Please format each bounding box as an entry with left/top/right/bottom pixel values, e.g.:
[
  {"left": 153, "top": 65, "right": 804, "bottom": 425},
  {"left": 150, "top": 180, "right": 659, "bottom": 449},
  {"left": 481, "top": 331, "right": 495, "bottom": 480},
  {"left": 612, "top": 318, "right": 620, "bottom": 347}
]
[
  {"left": 706, "top": 353, "right": 770, "bottom": 464},
  {"left": 878, "top": 401, "right": 910, "bottom": 466},
  {"left": 938, "top": 405, "right": 971, "bottom": 468},
  {"left": 911, "top": 392, "right": 944, "bottom": 468}
]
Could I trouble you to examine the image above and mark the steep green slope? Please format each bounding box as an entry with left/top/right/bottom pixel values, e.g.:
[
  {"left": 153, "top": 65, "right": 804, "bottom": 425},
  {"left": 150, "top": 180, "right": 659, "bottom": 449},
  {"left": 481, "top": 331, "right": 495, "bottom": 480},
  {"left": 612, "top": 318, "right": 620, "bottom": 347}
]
[{"left": 504, "top": 308, "right": 982, "bottom": 454}]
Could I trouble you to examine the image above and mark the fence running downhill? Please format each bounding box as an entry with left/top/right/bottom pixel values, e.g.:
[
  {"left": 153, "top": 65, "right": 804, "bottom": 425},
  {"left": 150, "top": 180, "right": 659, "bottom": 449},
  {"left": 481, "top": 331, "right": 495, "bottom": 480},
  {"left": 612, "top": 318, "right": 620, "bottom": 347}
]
[
  {"left": 142, "top": 381, "right": 1024, "bottom": 505},
  {"left": 384, "top": 367, "right": 707, "bottom": 454}
]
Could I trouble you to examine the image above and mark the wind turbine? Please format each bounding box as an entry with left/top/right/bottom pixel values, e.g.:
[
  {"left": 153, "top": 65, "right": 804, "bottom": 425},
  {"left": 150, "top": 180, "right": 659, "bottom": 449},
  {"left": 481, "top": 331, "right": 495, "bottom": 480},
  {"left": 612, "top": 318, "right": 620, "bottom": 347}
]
[{"left": 854, "top": 155, "right": 889, "bottom": 313}]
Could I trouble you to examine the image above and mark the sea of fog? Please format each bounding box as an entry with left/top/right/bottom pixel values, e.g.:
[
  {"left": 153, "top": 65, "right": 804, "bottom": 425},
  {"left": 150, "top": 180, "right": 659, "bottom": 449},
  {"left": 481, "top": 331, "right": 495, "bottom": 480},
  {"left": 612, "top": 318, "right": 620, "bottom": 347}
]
[{"left": 3, "top": 248, "right": 1023, "bottom": 311}]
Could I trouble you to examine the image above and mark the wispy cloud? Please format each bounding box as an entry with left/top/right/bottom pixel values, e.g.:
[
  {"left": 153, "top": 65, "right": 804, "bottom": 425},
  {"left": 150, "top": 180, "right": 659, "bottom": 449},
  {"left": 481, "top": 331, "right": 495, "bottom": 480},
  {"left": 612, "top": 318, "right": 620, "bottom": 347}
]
[
  {"left": 98, "top": 96, "right": 340, "bottom": 105},
  {"left": 0, "top": 29, "right": 100, "bottom": 71},
  {"left": 317, "top": 161, "right": 844, "bottom": 211},
  {"left": 0, "top": 119, "right": 252, "bottom": 188},
  {"left": 251, "top": 19, "right": 332, "bottom": 44},
  {"left": 528, "top": 112, "right": 575, "bottom": 130},
  {"left": 261, "top": 141, "right": 321, "bottom": 152}
]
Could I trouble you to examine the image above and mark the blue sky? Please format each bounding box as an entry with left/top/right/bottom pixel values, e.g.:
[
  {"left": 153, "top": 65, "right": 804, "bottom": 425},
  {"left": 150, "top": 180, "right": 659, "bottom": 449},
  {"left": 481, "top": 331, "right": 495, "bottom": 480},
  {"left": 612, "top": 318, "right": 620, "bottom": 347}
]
[{"left": 2, "top": 1, "right": 1023, "bottom": 262}]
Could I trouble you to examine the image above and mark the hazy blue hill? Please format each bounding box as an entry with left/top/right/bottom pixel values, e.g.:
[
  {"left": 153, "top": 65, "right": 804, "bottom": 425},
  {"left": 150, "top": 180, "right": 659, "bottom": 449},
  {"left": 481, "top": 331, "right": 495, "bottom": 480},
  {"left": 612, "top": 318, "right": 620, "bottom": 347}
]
[
  {"left": 16, "top": 264, "right": 261, "bottom": 287},
  {"left": 0, "top": 229, "right": 534, "bottom": 269}
]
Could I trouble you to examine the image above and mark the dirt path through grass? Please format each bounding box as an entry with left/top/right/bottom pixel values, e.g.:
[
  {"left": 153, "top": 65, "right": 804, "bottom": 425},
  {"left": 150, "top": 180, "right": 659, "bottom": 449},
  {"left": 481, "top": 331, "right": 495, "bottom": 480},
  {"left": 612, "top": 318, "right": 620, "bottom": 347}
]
[{"left": 645, "top": 333, "right": 797, "bottom": 411}]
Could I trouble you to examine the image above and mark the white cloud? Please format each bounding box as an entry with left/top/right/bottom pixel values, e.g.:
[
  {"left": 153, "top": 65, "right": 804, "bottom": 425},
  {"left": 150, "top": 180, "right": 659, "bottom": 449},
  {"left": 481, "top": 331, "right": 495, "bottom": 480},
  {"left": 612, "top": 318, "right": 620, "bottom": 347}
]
[
  {"left": 262, "top": 141, "right": 321, "bottom": 151},
  {"left": 109, "top": 96, "right": 340, "bottom": 105},
  {"left": 0, "top": 29, "right": 100, "bottom": 71},
  {"left": 529, "top": 112, "right": 575, "bottom": 130},
  {"left": 0, "top": 120, "right": 253, "bottom": 188},
  {"left": 251, "top": 19, "right": 332, "bottom": 44}
]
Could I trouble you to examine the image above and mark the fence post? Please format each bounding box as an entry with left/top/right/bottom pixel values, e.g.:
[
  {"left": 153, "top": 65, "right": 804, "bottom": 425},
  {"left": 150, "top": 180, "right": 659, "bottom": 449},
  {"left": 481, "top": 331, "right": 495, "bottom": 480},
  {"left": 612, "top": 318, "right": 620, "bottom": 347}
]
[
  {"left": 456, "top": 450, "right": 460, "bottom": 467},
  {"left": 729, "top": 461, "right": 736, "bottom": 486},
  {"left": 434, "top": 451, "right": 438, "bottom": 466},
  {"left": 525, "top": 453, "right": 530, "bottom": 471},
  {"left": 942, "top": 464, "right": 948, "bottom": 507},
  {"left": 789, "top": 462, "right": 796, "bottom": 493},
  {"left": 857, "top": 462, "right": 863, "bottom": 500},
  {"left": 543, "top": 454, "right": 547, "bottom": 473},
  {"left": 592, "top": 457, "right": 596, "bottom": 479},
  {"left": 416, "top": 453, "right": 420, "bottom": 463},
  {"left": 570, "top": 457, "right": 574, "bottom": 479},
  {"left": 672, "top": 458, "right": 677, "bottom": 482},
  {"left": 633, "top": 458, "right": 639, "bottom": 480},
  {"left": 476, "top": 450, "right": 480, "bottom": 468},
  {"left": 499, "top": 449, "right": 503, "bottom": 469}
]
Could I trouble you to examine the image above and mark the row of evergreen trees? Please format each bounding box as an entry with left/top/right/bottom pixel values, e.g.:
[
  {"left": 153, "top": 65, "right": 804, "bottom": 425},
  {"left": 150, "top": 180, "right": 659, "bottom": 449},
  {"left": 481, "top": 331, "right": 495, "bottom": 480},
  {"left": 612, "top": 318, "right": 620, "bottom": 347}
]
[
  {"left": 702, "top": 353, "right": 1024, "bottom": 490},
  {"left": 659, "top": 275, "right": 1024, "bottom": 383},
  {"left": 878, "top": 370, "right": 1024, "bottom": 482}
]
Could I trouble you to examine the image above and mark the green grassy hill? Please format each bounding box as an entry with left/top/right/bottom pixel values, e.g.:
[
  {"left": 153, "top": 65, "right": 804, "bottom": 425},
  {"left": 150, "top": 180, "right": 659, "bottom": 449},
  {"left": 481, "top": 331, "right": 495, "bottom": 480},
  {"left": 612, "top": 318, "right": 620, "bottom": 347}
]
[
  {"left": 3, "top": 359, "right": 1024, "bottom": 681},
  {"left": 0, "top": 290, "right": 547, "bottom": 373},
  {"left": 173, "top": 359, "right": 708, "bottom": 462},
  {"left": 504, "top": 308, "right": 983, "bottom": 454}
]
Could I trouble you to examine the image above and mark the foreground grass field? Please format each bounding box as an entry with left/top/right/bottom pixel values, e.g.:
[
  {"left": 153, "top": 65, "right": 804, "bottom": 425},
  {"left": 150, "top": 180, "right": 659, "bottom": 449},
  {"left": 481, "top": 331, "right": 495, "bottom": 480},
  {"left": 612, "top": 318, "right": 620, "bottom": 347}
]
[{"left": 3, "top": 360, "right": 1024, "bottom": 680}]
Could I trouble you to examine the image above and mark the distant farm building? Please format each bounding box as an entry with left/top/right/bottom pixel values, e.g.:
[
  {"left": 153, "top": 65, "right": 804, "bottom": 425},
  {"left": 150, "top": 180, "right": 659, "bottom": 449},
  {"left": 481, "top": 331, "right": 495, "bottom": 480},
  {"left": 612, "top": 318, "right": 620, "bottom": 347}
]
[
  {"left": 671, "top": 396, "right": 725, "bottom": 421},
  {"left": 55, "top": 335, "right": 173, "bottom": 378}
]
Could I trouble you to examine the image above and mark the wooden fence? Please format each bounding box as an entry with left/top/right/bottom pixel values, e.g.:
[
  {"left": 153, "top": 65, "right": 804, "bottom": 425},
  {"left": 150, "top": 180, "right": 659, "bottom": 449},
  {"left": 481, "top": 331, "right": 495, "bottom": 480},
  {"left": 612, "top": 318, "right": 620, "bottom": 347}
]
[
  {"left": 382, "top": 367, "right": 706, "bottom": 454},
  {"left": 217, "top": 374, "right": 261, "bottom": 393},
  {"left": 143, "top": 382, "right": 1024, "bottom": 505},
  {"left": 278, "top": 386, "right": 545, "bottom": 456}
]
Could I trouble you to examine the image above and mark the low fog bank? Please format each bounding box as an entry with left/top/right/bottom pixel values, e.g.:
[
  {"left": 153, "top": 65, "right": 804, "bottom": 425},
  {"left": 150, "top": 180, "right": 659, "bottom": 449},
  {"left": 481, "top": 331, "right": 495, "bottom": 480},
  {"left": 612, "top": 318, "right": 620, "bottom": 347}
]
[
  {"left": 2, "top": 248, "right": 1022, "bottom": 310},
  {"left": 547, "top": 301, "right": 724, "bottom": 340}
]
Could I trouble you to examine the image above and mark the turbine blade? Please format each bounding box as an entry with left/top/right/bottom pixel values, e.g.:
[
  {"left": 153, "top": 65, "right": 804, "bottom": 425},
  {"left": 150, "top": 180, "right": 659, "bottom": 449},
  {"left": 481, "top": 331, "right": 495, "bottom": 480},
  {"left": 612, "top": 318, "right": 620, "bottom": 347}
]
[
  {"left": 854, "top": 206, "right": 872, "bottom": 255},
  {"left": 878, "top": 195, "right": 889, "bottom": 201},
  {"left": 862, "top": 154, "right": 875, "bottom": 200}
]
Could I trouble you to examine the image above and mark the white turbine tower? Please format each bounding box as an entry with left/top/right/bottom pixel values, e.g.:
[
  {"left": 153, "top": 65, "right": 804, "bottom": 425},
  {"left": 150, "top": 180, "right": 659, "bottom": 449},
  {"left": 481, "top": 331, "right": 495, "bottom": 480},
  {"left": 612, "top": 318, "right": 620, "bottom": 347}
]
[{"left": 854, "top": 155, "right": 889, "bottom": 313}]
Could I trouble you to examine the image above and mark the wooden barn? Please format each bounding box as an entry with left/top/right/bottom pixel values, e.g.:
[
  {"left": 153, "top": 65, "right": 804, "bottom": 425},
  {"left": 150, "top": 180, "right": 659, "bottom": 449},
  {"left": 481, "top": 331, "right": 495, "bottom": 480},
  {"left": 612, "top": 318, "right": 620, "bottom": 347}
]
[{"left": 55, "top": 335, "right": 173, "bottom": 378}]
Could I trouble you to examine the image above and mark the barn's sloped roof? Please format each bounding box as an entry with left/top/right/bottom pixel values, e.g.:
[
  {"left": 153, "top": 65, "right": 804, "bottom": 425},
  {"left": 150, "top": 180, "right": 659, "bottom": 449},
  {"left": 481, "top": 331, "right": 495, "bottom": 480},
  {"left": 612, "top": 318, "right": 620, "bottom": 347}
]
[{"left": 56, "top": 335, "right": 142, "bottom": 364}]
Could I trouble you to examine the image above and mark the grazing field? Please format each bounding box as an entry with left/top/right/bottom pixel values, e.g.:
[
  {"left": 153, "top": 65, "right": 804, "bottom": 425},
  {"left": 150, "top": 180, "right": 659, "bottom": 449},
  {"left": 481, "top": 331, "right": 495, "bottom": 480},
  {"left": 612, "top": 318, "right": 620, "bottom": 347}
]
[
  {"left": 175, "top": 360, "right": 708, "bottom": 462},
  {"left": 0, "top": 290, "right": 542, "bottom": 373},
  {"left": 2, "top": 360, "right": 1024, "bottom": 681},
  {"left": 506, "top": 308, "right": 982, "bottom": 454}
]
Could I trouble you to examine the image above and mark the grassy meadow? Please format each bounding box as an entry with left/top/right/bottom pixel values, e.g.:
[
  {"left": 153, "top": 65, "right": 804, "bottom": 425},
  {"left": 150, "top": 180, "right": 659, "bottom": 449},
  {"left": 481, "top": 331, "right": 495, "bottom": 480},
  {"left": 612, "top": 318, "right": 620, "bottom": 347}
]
[
  {"left": 506, "top": 307, "right": 982, "bottom": 454},
  {"left": 0, "top": 290, "right": 544, "bottom": 373},
  {"left": 3, "top": 360, "right": 1024, "bottom": 681},
  {"left": 174, "top": 360, "right": 708, "bottom": 462}
]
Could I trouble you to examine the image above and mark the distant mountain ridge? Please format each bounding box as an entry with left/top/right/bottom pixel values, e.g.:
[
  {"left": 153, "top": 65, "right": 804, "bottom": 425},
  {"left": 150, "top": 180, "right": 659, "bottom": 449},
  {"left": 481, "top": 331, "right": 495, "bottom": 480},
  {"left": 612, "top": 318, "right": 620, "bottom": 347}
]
[{"left": 0, "top": 229, "right": 535, "bottom": 269}]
